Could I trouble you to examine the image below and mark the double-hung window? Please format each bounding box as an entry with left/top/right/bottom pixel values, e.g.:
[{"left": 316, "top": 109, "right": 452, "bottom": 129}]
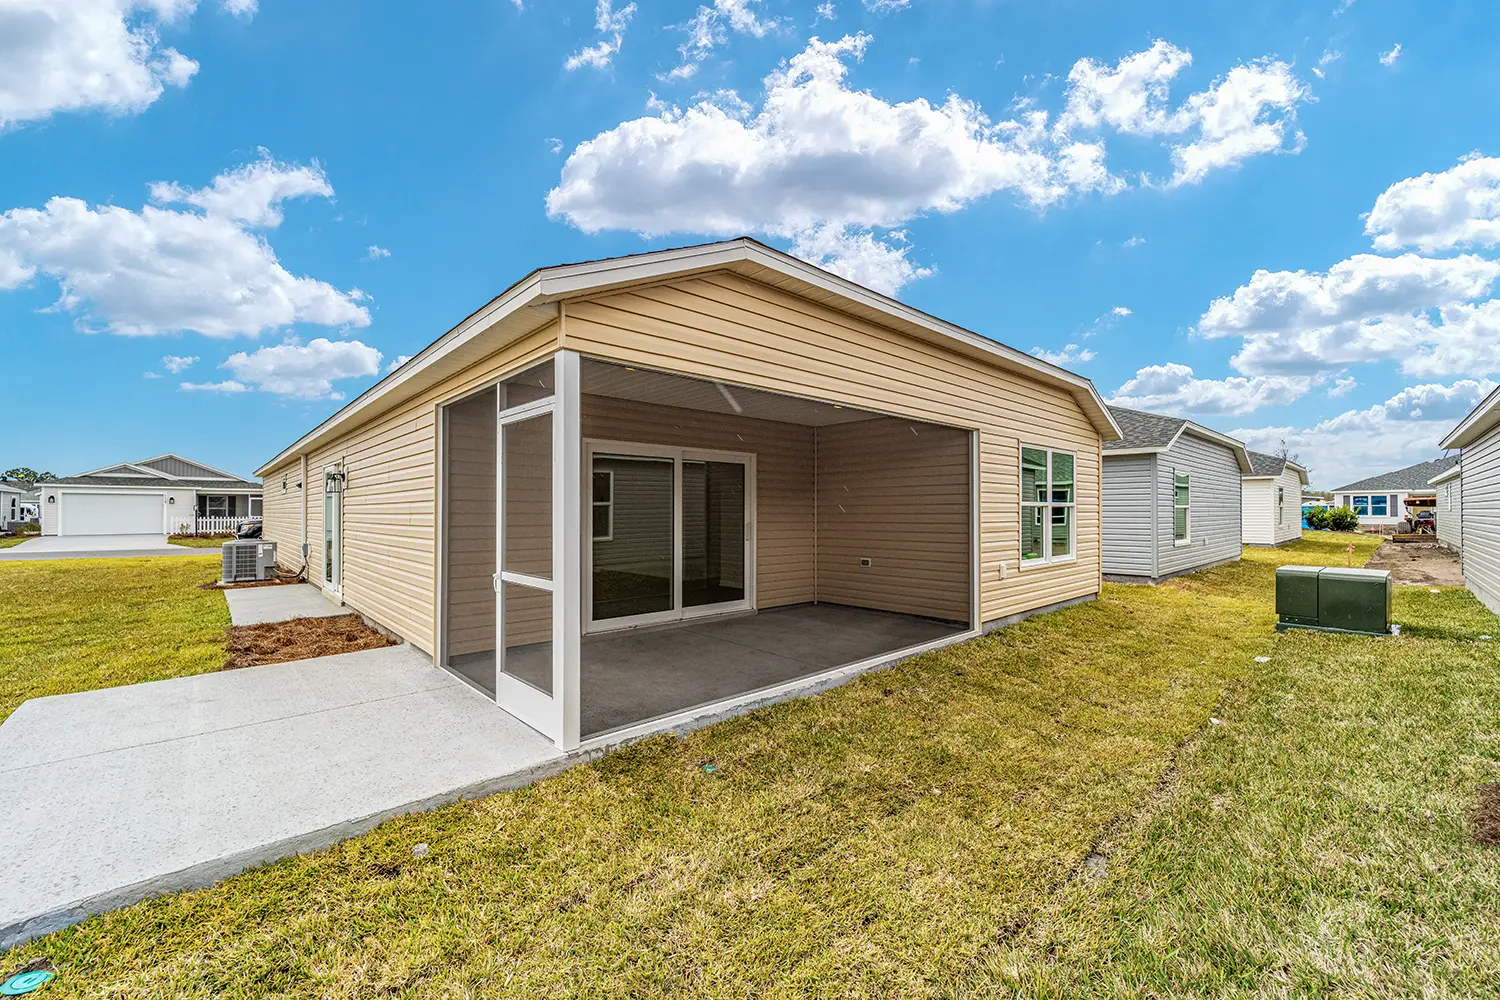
[
  {"left": 1352, "top": 495, "right": 1370, "bottom": 516},
  {"left": 1174, "top": 471, "right": 1191, "bottom": 543},
  {"left": 1370, "top": 495, "right": 1389, "bottom": 517},
  {"left": 206, "top": 495, "right": 229, "bottom": 517},
  {"left": 1276, "top": 486, "right": 1285, "bottom": 524},
  {"left": 1020, "top": 446, "right": 1075, "bottom": 565}
]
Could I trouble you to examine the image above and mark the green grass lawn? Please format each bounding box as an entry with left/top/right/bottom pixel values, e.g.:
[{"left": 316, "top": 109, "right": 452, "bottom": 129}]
[
  {"left": 5, "top": 532, "right": 1500, "bottom": 997},
  {"left": 0, "top": 556, "right": 228, "bottom": 724},
  {"left": 169, "top": 535, "right": 236, "bottom": 548},
  {"left": 0, "top": 536, "right": 27, "bottom": 549}
]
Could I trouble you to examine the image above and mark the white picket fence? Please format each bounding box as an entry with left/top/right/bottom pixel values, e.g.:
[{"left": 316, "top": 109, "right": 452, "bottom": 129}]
[{"left": 192, "top": 515, "right": 258, "bottom": 534}]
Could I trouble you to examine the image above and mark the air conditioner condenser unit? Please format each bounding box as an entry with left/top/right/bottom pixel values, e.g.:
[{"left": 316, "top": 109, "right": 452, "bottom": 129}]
[{"left": 222, "top": 539, "right": 278, "bottom": 584}]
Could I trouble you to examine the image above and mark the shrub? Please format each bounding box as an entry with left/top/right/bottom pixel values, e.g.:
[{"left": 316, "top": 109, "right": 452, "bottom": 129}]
[
  {"left": 1326, "top": 505, "right": 1360, "bottom": 532},
  {"left": 1304, "top": 506, "right": 1333, "bottom": 530}
]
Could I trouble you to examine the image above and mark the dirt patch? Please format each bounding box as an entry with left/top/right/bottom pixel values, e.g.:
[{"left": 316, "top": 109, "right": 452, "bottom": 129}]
[
  {"left": 1364, "top": 541, "right": 1465, "bottom": 587},
  {"left": 199, "top": 575, "right": 304, "bottom": 591},
  {"left": 225, "top": 615, "right": 397, "bottom": 670},
  {"left": 1470, "top": 783, "right": 1500, "bottom": 846}
]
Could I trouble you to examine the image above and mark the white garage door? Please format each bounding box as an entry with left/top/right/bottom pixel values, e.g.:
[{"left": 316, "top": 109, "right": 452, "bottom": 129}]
[{"left": 61, "top": 493, "right": 163, "bottom": 535}]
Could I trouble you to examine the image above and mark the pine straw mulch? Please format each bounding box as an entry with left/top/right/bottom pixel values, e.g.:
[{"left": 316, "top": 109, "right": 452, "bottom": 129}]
[
  {"left": 224, "top": 615, "right": 397, "bottom": 670},
  {"left": 200, "top": 575, "right": 306, "bottom": 591}
]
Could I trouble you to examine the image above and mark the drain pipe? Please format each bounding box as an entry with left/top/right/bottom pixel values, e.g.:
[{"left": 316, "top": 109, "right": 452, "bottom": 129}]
[{"left": 298, "top": 453, "right": 309, "bottom": 581}]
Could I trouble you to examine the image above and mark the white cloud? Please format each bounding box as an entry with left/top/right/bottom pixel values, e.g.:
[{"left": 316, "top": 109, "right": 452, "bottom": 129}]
[
  {"left": 1328, "top": 375, "right": 1357, "bottom": 397},
  {"left": 0, "top": 0, "right": 201, "bottom": 129},
  {"left": 789, "top": 225, "right": 930, "bottom": 296},
  {"left": 546, "top": 136, "right": 564, "bottom": 154},
  {"left": 162, "top": 353, "right": 197, "bottom": 372},
  {"left": 1365, "top": 155, "right": 1500, "bottom": 253},
  {"left": 1232, "top": 379, "right": 1491, "bottom": 486},
  {"left": 1030, "top": 343, "right": 1095, "bottom": 366},
  {"left": 365, "top": 244, "right": 390, "bottom": 260},
  {"left": 142, "top": 370, "right": 161, "bottom": 379},
  {"left": 180, "top": 378, "right": 249, "bottom": 393},
  {"left": 1197, "top": 252, "right": 1500, "bottom": 376},
  {"left": 221, "top": 0, "right": 255, "bottom": 15},
  {"left": 550, "top": 35, "right": 1310, "bottom": 297},
  {"left": 1056, "top": 40, "right": 1310, "bottom": 187},
  {"left": 1122, "top": 235, "right": 1146, "bottom": 248},
  {"left": 564, "top": 0, "right": 637, "bottom": 72},
  {"left": 814, "top": 2, "right": 835, "bottom": 21},
  {"left": 1379, "top": 43, "right": 1402, "bottom": 67},
  {"left": 1111, "top": 305, "right": 1131, "bottom": 316},
  {"left": 864, "top": 0, "right": 910, "bottom": 11},
  {"left": 201, "top": 337, "right": 383, "bottom": 399},
  {"left": 666, "top": 0, "right": 783, "bottom": 81},
  {"left": 1109, "top": 362, "right": 1319, "bottom": 416},
  {"left": 1312, "top": 48, "right": 1341, "bottom": 79},
  {"left": 0, "top": 153, "right": 370, "bottom": 336},
  {"left": 385, "top": 354, "right": 411, "bottom": 373}
]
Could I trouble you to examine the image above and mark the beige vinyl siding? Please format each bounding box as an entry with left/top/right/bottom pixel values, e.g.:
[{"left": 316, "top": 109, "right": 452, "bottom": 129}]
[
  {"left": 563, "top": 272, "right": 1100, "bottom": 625},
  {"left": 1462, "top": 430, "right": 1500, "bottom": 613},
  {"left": 259, "top": 463, "right": 304, "bottom": 572},
  {"left": 814, "top": 416, "right": 970, "bottom": 622},
  {"left": 260, "top": 323, "right": 561, "bottom": 653},
  {"left": 444, "top": 389, "right": 496, "bottom": 657},
  {"left": 581, "top": 393, "right": 816, "bottom": 608}
]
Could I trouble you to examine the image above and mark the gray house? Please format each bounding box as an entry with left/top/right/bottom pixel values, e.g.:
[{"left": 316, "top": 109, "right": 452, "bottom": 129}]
[
  {"left": 1102, "top": 406, "right": 1251, "bottom": 583},
  {"left": 1440, "top": 387, "right": 1500, "bottom": 612}
]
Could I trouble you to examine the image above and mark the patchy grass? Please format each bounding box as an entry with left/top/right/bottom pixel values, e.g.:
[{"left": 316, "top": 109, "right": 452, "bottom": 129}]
[
  {"left": 5, "top": 531, "right": 1500, "bottom": 998},
  {"left": 0, "top": 556, "right": 227, "bottom": 724},
  {"left": 169, "top": 534, "right": 235, "bottom": 548},
  {"left": 0, "top": 536, "right": 27, "bottom": 549}
]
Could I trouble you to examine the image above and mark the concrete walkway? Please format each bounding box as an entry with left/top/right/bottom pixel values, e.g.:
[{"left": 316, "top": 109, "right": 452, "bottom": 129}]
[
  {"left": 0, "top": 533, "right": 210, "bottom": 561},
  {"left": 225, "top": 583, "right": 357, "bottom": 626},
  {"left": 0, "top": 645, "right": 567, "bottom": 948}
]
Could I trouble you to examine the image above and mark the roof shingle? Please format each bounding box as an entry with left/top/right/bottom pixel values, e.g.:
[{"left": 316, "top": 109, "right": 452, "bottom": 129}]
[{"left": 1332, "top": 456, "right": 1459, "bottom": 493}]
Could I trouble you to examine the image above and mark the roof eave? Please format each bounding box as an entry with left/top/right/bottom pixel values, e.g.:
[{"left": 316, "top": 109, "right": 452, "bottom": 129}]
[{"left": 1441, "top": 384, "right": 1500, "bottom": 449}]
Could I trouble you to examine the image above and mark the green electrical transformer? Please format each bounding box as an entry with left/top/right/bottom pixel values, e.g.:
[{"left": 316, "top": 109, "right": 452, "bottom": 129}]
[{"left": 1275, "top": 565, "right": 1393, "bottom": 636}]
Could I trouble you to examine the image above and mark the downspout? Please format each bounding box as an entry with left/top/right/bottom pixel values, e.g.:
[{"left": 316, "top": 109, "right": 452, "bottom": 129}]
[{"left": 299, "top": 453, "right": 309, "bottom": 577}]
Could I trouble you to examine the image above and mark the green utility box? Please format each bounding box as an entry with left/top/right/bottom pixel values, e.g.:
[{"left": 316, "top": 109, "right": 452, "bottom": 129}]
[{"left": 1275, "top": 565, "right": 1393, "bottom": 636}]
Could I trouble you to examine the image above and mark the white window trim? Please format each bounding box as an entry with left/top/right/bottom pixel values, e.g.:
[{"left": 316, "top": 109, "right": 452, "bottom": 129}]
[
  {"left": 1173, "top": 469, "right": 1192, "bottom": 546},
  {"left": 1018, "top": 444, "right": 1077, "bottom": 569},
  {"left": 591, "top": 469, "right": 614, "bottom": 542},
  {"left": 206, "top": 494, "right": 229, "bottom": 517},
  {"left": 1352, "top": 494, "right": 1370, "bottom": 517}
]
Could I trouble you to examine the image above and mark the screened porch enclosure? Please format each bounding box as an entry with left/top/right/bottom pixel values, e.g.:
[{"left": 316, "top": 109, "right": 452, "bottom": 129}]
[{"left": 439, "top": 351, "right": 975, "bottom": 749}]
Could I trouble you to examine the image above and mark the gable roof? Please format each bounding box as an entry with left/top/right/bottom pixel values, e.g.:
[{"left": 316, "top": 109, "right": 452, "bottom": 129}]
[
  {"left": 1244, "top": 450, "right": 1311, "bottom": 484},
  {"left": 1332, "top": 456, "right": 1458, "bottom": 493},
  {"left": 49, "top": 453, "right": 257, "bottom": 490},
  {"left": 255, "top": 238, "right": 1123, "bottom": 476},
  {"left": 137, "top": 453, "right": 253, "bottom": 482},
  {"left": 1429, "top": 463, "right": 1462, "bottom": 486},
  {"left": 1441, "top": 384, "right": 1500, "bottom": 450},
  {"left": 1102, "top": 405, "right": 1252, "bottom": 472}
]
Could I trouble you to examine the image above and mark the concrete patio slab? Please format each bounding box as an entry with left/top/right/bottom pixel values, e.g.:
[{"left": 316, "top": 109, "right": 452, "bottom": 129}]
[
  {"left": 0, "top": 645, "right": 567, "bottom": 949},
  {"left": 225, "top": 583, "right": 357, "bottom": 626},
  {"left": 0, "top": 534, "right": 211, "bottom": 561}
]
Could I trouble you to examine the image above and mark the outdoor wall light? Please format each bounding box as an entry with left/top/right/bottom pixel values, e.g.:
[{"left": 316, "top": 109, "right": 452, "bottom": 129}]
[
  {"left": 325, "top": 470, "right": 346, "bottom": 495},
  {"left": 167, "top": 497, "right": 175, "bottom": 504},
  {"left": 46, "top": 495, "right": 55, "bottom": 503}
]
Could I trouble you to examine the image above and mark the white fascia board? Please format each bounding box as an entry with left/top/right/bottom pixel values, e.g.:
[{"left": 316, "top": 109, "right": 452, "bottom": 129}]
[
  {"left": 1179, "top": 423, "right": 1253, "bottom": 473},
  {"left": 1428, "top": 465, "right": 1462, "bottom": 486}
]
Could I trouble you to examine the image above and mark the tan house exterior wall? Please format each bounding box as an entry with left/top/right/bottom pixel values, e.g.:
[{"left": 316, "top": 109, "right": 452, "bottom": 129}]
[
  {"left": 259, "top": 268, "right": 1105, "bottom": 652},
  {"left": 561, "top": 272, "right": 1101, "bottom": 626}
]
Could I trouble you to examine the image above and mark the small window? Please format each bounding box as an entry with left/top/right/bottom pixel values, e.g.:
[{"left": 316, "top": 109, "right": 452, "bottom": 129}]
[
  {"left": 1020, "top": 446, "right": 1075, "bottom": 565},
  {"left": 1370, "top": 495, "right": 1389, "bottom": 517},
  {"left": 1174, "top": 471, "right": 1191, "bottom": 542},
  {"left": 206, "top": 495, "right": 229, "bottom": 517},
  {"left": 1352, "top": 495, "right": 1369, "bottom": 516},
  {"left": 281, "top": 475, "right": 288, "bottom": 494},
  {"left": 250, "top": 497, "right": 263, "bottom": 517},
  {"left": 591, "top": 470, "right": 614, "bottom": 541},
  {"left": 1276, "top": 486, "right": 1284, "bottom": 524}
]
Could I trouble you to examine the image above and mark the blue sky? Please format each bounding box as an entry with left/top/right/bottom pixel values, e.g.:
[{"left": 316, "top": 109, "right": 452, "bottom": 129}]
[{"left": 3, "top": 0, "right": 1499, "bottom": 488}]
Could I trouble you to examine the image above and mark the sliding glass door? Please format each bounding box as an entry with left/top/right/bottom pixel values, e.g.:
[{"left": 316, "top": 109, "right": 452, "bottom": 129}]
[{"left": 586, "top": 442, "right": 753, "bottom": 632}]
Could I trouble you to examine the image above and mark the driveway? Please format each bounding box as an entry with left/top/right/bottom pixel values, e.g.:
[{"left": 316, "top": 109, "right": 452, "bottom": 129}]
[
  {"left": 0, "top": 645, "right": 569, "bottom": 948},
  {"left": 0, "top": 533, "right": 208, "bottom": 561}
]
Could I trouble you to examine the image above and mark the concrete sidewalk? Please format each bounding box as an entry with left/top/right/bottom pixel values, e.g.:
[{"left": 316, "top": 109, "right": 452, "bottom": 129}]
[
  {"left": 0, "top": 645, "right": 568, "bottom": 948},
  {"left": 0, "top": 533, "right": 212, "bottom": 561},
  {"left": 225, "top": 583, "right": 357, "bottom": 626}
]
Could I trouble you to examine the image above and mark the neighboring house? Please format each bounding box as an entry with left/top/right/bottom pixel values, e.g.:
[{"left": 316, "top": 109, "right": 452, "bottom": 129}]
[
  {"left": 0, "top": 481, "right": 30, "bottom": 525},
  {"left": 1440, "top": 387, "right": 1500, "bottom": 611},
  {"left": 1242, "top": 451, "right": 1309, "bottom": 546},
  {"left": 39, "top": 454, "right": 262, "bottom": 537},
  {"left": 257, "top": 237, "right": 1123, "bottom": 752},
  {"left": 1330, "top": 457, "right": 1458, "bottom": 527},
  {"left": 1430, "top": 463, "right": 1462, "bottom": 552},
  {"left": 1101, "top": 406, "right": 1250, "bottom": 583}
]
